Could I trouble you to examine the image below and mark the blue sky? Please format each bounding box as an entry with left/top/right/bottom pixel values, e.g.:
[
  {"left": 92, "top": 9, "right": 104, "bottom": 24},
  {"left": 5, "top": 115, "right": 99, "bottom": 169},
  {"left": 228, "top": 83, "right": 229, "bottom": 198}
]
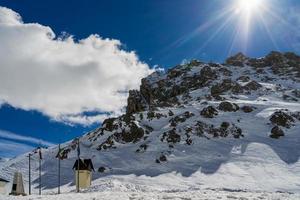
[{"left": 0, "top": 0, "right": 299, "bottom": 157}]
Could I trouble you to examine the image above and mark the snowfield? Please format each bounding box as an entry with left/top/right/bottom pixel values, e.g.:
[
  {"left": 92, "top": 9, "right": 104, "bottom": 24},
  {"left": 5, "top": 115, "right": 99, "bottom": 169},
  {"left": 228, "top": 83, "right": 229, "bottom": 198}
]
[
  {"left": 1, "top": 52, "right": 300, "bottom": 199},
  {"left": 1, "top": 189, "right": 300, "bottom": 200}
]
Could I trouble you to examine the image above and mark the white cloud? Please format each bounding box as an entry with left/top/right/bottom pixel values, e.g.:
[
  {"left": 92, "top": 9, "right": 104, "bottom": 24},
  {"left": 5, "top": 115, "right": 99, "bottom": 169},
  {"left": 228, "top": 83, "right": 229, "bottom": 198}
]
[
  {"left": 0, "top": 129, "right": 55, "bottom": 147},
  {"left": 0, "top": 7, "right": 153, "bottom": 125}
]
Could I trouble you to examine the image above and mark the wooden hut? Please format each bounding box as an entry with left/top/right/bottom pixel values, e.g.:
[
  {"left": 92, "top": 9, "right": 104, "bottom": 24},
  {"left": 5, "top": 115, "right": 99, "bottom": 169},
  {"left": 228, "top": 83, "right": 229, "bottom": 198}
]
[{"left": 72, "top": 159, "right": 94, "bottom": 189}]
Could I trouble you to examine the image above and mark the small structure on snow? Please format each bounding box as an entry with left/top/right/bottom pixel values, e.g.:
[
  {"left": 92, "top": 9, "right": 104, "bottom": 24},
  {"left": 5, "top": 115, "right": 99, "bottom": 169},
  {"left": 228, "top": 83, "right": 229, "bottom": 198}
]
[
  {"left": 72, "top": 159, "right": 94, "bottom": 189},
  {"left": 0, "top": 177, "right": 9, "bottom": 194},
  {"left": 9, "top": 172, "right": 26, "bottom": 196}
]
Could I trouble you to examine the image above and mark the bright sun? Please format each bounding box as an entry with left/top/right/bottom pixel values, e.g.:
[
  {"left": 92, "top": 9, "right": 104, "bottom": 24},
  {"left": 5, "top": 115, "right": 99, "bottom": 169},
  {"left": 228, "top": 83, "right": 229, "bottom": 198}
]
[{"left": 235, "top": 0, "right": 263, "bottom": 14}]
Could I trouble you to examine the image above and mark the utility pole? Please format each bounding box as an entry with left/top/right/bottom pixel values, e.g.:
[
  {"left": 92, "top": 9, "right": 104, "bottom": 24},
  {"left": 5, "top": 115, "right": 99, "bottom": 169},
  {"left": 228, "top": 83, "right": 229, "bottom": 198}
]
[
  {"left": 38, "top": 147, "right": 42, "bottom": 195},
  {"left": 76, "top": 138, "right": 80, "bottom": 193},
  {"left": 58, "top": 144, "right": 61, "bottom": 194},
  {"left": 28, "top": 153, "right": 31, "bottom": 195}
]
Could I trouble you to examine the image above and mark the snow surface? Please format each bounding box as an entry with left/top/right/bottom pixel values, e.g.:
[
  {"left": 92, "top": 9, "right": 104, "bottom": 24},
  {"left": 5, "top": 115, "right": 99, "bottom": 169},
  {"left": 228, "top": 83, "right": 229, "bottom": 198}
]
[{"left": 1, "top": 59, "right": 300, "bottom": 199}]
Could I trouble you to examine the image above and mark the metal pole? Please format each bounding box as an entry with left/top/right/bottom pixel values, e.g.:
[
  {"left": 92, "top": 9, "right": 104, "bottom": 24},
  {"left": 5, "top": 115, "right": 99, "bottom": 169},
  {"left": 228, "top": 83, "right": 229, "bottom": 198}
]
[
  {"left": 58, "top": 144, "right": 61, "bottom": 194},
  {"left": 76, "top": 138, "right": 80, "bottom": 193},
  {"left": 39, "top": 148, "right": 41, "bottom": 195},
  {"left": 28, "top": 154, "right": 31, "bottom": 195}
]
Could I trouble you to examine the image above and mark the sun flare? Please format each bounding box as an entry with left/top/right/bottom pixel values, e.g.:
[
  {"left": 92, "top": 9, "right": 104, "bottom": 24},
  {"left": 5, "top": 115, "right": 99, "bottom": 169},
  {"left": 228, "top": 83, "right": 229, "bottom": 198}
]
[{"left": 235, "top": 0, "right": 263, "bottom": 14}]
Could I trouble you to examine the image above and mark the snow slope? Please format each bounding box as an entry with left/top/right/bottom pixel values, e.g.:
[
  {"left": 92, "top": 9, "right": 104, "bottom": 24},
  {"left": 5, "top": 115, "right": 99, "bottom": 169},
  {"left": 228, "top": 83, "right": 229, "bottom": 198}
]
[{"left": 0, "top": 52, "right": 300, "bottom": 199}]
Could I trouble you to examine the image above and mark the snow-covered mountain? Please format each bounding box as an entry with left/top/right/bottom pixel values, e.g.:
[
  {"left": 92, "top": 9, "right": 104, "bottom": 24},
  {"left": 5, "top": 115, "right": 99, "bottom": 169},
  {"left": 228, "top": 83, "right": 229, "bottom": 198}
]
[{"left": 1, "top": 51, "right": 300, "bottom": 198}]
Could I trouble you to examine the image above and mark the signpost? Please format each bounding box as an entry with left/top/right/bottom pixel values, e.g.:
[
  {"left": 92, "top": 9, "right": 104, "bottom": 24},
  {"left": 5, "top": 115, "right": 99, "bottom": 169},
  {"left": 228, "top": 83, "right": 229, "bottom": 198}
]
[
  {"left": 38, "top": 147, "right": 42, "bottom": 195},
  {"left": 28, "top": 153, "right": 31, "bottom": 195},
  {"left": 76, "top": 138, "right": 80, "bottom": 193},
  {"left": 58, "top": 144, "right": 61, "bottom": 194}
]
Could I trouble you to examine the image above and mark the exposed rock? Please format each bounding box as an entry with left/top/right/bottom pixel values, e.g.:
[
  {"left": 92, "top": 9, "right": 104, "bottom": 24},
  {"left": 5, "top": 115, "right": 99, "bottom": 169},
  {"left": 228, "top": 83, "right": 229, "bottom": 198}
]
[
  {"left": 161, "top": 129, "right": 181, "bottom": 143},
  {"left": 200, "top": 106, "right": 218, "bottom": 118},
  {"left": 282, "top": 94, "right": 298, "bottom": 102},
  {"left": 218, "top": 67, "right": 232, "bottom": 76},
  {"left": 156, "top": 154, "right": 167, "bottom": 163},
  {"left": 168, "top": 68, "right": 183, "bottom": 79},
  {"left": 102, "top": 118, "right": 117, "bottom": 132},
  {"left": 270, "top": 111, "right": 295, "bottom": 128},
  {"left": 98, "top": 166, "right": 106, "bottom": 173},
  {"left": 211, "top": 79, "right": 234, "bottom": 96},
  {"left": 168, "top": 110, "right": 174, "bottom": 116},
  {"left": 159, "top": 155, "right": 167, "bottom": 162},
  {"left": 218, "top": 101, "right": 239, "bottom": 112},
  {"left": 231, "top": 83, "right": 244, "bottom": 94},
  {"left": 169, "top": 111, "right": 194, "bottom": 126},
  {"left": 126, "top": 90, "right": 148, "bottom": 114},
  {"left": 188, "top": 59, "right": 202, "bottom": 67},
  {"left": 244, "top": 81, "right": 262, "bottom": 91},
  {"left": 119, "top": 123, "right": 145, "bottom": 143},
  {"left": 270, "top": 126, "right": 285, "bottom": 139},
  {"left": 237, "top": 76, "right": 250, "bottom": 82},
  {"left": 241, "top": 106, "right": 254, "bottom": 113},
  {"left": 226, "top": 52, "right": 248, "bottom": 66},
  {"left": 200, "top": 66, "right": 217, "bottom": 82}
]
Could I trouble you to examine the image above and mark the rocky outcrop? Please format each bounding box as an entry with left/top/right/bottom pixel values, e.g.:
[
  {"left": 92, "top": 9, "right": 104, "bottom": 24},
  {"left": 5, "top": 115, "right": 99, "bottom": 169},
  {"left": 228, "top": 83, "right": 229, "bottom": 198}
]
[
  {"left": 270, "top": 111, "right": 295, "bottom": 128},
  {"left": 241, "top": 106, "right": 254, "bottom": 113},
  {"left": 218, "top": 102, "right": 239, "bottom": 112},
  {"left": 226, "top": 53, "right": 248, "bottom": 66},
  {"left": 270, "top": 126, "right": 285, "bottom": 139},
  {"left": 161, "top": 129, "right": 181, "bottom": 144},
  {"left": 200, "top": 106, "right": 218, "bottom": 118},
  {"left": 244, "top": 81, "right": 262, "bottom": 91},
  {"left": 211, "top": 79, "right": 234, "bottom": 96},
  {"left": 127, "top": 90, "right": 148, "bottom": 114}
]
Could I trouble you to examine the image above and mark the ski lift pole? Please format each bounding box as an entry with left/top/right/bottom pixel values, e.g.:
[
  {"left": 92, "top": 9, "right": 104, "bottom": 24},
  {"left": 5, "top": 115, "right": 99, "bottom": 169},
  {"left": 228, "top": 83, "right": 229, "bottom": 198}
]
[
  {"left": 28, "top": 153, "right": 31, "bottom": 195},
  {"left": 58, "top": 144, "right": 61, "bottom": 194},
  {"left": 39, "top": 147, "right": 42, "bottom": 195},
  {"left": 76, "top": 138, "right": 80, "bottom": 193}
]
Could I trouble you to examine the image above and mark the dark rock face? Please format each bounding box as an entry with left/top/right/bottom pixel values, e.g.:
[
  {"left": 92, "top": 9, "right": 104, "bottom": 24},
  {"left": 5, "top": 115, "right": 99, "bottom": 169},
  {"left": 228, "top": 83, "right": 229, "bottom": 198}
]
[
  {"left": 244, "top": 81, "right": 262, "bottom": 91},
  {"left": 159, "top": 155, "right": 167, "bottom": 162},
  {"left": 200, "top": 106, "right": 218, "bottom": 118},
  {"left": 168, "top": 110, "right": 174, "bottom": 116},
  {"left": 211, "top": 79, "right": 234, "bottom": 96},
  {"left": 200, "top": 66, "right": 218, "bottom": 82},
  {"left": 241, "top": 106, "right": 254, "bottom": 113},
  {"left": 97, "top": 117, "right": 145, "bottom": 151},
  {"left": 226, "top": 53, "right": 248, "bottom": 66},
  {"left": 98, "top": 166, "right": 106, "bottom": 173},
  {"left": 169, "top": 111, "right": 195, "bottom": 127},
  {"left": 237, "top": 76, "right": 250, "bottom": 82},
  {"left": 194, "top": 121, "right": 243, "bottom": 139},
  {"left": 270, "top": 126, "right": 285, "bottom": 139},
  {"left": 54, "top": 51, "right": 300, "bottom": 168},
  {"left": 218, "top": 102, "right": 239, "bottom": 112},
  {"left": 264, "top": 52, "right": 300, "bottom": 77},
  {"left": 156, "top": 154, "right": 167, "bottom": 163},
  {"left": 127, "top": 90, "right": 148, "bottom": 114},
  {"left": 270, "top": 111, "right": 295, "bottom": 128},
  {"left": 118, "top": 122, "right": 144, "bottom": 143},
  {"left": 102, "top": 118, "right": 117, "bottom": 132},
  {"left": 161, "top": 129, "right": 181, "bottom": 144}
]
